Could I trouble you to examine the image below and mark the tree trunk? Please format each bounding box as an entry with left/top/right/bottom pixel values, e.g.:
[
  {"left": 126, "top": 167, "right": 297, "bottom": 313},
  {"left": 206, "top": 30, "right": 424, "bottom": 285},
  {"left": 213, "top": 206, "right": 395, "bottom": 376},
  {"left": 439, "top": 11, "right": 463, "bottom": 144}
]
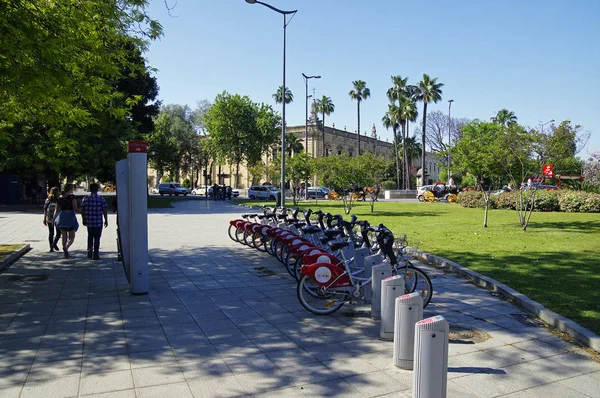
[
  {"left": 483, "top": 190, "right": 490, "bottom": 228},
  {"left": 235, "top": 163, "right": 240, "bottom": 189},
  {"left": 402, "top": 120, "right": 411, "bottom": 190},
  {"left": 357, "top": 100, "right": 361, "bottom": 155},
  {"left": 421, "top": 102, "right": 428, "bottom": 186},
  {"left": 322, "top": 112, "right": 326, "bottom": 157},
  {"left": 393, "top": 125, "right": 400, "bottom": 189}
]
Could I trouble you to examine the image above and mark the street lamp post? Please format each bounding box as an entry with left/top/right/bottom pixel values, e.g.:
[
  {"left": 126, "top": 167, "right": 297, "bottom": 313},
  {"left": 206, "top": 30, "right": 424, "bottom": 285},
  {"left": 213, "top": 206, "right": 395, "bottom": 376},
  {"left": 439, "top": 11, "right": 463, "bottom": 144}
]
[
  {"left": 302, "top": 73, "right": 320, "bottom": 200},
  {"left": 447, "top": 99, "right": 454, "bottom": 182},
  {"left": 540, "top": 119, "right": 555, "bottom": 134},
  {"left": 245, "top": 0, "right": 297, "bottom": 208}
]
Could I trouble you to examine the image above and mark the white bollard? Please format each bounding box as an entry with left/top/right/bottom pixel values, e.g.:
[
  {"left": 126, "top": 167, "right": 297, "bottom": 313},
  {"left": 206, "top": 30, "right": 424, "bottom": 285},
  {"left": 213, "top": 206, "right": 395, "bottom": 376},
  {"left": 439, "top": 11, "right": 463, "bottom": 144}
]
[
  {"left": 362, "top": 253, "right": 382, "bottom": 304},
  {"left": 371, "top": 263, "right": 392, "bottom": 319},
  {"left": 380, "top": 275, "right": 405, "bottom": 340},
  {"left": 413, "top": 315, "right": 449, "bottom": 398},
  {"left": 393, "top": 292, "right": 424, "bottom": 369}
]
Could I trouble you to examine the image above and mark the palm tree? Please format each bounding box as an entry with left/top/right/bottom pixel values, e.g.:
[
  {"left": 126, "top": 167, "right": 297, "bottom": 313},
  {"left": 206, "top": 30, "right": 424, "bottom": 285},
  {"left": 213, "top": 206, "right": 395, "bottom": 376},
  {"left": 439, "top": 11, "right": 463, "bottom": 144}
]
[
  {"left": 348, "top": 80, "right": 370, "bottom": 155},
  {"left": 382, "top": 104, "right": 402, "bottom": 189},
  {"left": 491, "top": 109, "right": 517, "bottom": 127},
  {"left": 399, "top": 96, "right": 418, "bottom": 189},
  {"left": 404, "top": 136, "right": 422, "bottom": 188},
  {"left": 273, "top": 86, "right": 293, "bottom": 104},
  {"left": 386, "top": 75, "right": 408, "bottom": 103},
  {"left": 285, "top": 133, "right": 303, "bottom": 156},
  {"left": 315, "top": 96, "right": 335, "bottom": 157},
  {"left": 414, "top": 74, "right": 443, "bottom": 186}
]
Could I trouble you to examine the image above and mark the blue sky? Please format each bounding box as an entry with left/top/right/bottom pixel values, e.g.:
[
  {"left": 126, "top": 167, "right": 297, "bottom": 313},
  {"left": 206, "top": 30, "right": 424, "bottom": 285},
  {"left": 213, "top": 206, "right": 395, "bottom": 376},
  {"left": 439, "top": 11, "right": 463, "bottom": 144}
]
[{"left": 146, "top": 0, "right": 600, "bottom": 156}]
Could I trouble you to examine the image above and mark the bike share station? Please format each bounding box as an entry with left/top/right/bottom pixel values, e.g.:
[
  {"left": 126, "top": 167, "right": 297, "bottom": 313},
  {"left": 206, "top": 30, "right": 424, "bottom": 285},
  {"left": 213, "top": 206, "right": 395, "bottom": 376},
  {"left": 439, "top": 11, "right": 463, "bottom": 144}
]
[
  {"left": 115, "top": 140, "right": 149, "bottom": 295},
  {"left": 332, "top": 236, "right": 450, "bottom": 397}
]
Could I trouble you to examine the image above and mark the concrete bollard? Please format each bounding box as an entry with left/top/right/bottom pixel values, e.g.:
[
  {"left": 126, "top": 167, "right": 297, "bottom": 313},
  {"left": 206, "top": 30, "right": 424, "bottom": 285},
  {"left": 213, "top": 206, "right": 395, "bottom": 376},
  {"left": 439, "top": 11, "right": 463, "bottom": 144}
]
[
  {"left": 371, "top": 263, "right": 392, "bottom": 319},
  {"left": 393, "top": 292, "right": 424, "bottom": 369},
  {"left": 380, "top": 275, "right": 405, "bottom": 340},
  {"left": 413, "top": 315, "right": 449, "bottom": 398},
  {"left": 362, "top": 254, "right": 383, "bottom": 304}
]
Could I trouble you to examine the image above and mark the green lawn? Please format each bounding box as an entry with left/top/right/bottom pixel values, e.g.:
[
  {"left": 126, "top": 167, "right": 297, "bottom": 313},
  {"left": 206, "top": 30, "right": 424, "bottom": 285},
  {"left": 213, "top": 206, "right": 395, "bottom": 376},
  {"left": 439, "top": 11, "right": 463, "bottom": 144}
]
[
  {"left": 233, "top": 199, "right": 600, "bottom": 334},
  {"left": 0, "top": 244, "right": 24, "bottom": 261}
]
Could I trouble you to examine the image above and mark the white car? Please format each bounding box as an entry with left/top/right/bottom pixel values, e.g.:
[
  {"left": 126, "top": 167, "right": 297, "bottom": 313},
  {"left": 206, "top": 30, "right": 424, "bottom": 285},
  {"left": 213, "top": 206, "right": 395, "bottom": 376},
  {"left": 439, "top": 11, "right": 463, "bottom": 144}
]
[
  {"left": 191, "top": 186, "right": 208, "bottom": 195},
  {"left": 248, "top": 185, "right": 280, "bottom": 200}
]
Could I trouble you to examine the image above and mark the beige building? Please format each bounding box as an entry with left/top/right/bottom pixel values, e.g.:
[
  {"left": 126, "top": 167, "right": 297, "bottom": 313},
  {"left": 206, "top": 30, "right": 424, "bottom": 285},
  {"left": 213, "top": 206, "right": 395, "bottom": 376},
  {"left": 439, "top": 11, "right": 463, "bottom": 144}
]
[{"left": 149, "top": 107, "right": 441, "bottom": 189}]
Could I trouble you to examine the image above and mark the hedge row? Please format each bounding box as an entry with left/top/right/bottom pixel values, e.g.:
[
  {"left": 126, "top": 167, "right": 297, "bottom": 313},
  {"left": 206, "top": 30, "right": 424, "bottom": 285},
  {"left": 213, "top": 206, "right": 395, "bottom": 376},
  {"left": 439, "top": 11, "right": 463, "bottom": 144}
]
[{"left": 457, "top": 190, "right": 600, "bottom": 213}]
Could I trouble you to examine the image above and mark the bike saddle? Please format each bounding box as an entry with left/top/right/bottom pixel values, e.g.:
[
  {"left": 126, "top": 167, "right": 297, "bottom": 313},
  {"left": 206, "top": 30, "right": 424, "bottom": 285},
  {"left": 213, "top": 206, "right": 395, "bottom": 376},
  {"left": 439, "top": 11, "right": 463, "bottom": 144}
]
[
  {"left": 328, "top": 241, "right": 350, "bottom": 251},
  {"left": 324, "top": 230, "right": 343, "bottom": 239},
  {"left": 293, "top": 222, "right": 306, "bottom": 228},
  {"left": 302, "top": 225, "right": 321, "bottom": 234},
  {"left": 277, "top": 215, "right": 287, "bottom": 220}
]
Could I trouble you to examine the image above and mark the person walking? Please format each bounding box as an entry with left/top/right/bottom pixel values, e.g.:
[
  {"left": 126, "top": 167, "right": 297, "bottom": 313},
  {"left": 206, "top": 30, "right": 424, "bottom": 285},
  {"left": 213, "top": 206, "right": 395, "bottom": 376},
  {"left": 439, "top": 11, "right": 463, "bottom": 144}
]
[
  {"left": 53, "top": 184, "right": 80, "bottom": 259},
  {"left": 80, "top": 183, "right": 108, "bottom": 260},
  {"left": 43, "top": 187, "right": 61, "bottom": 252}
]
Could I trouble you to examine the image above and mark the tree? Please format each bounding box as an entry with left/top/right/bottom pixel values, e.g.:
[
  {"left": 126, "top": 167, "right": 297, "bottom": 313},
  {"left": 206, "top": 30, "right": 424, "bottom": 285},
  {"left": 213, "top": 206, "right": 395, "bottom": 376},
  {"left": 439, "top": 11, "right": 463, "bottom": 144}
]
[
  {"left": 452, "top": 121, "right": 504, "bottom": 227},
  {"left": 315, "top": 96, "right": 335, "bottom": 157},
  {"left": 0, "top": 0, "right": 162, "bottom": 129},
  {"left": 273, "top": 86, "right": 294, "bottom": 104},
  {"left": 356, "top": 153, "right": 389, "bottom": 212},
  {"left": 403, "top": 136, "right": 421, "bottom": 188},
  {"left": 491, "top": 109, "right": 518, "bottom": 127},
  {"left": 583, "top": 152, "right": 600, "bottom": 185},
  {"left": 382, "top": 104, "right": 402, "bottom": 189},
  {"left": 538, "top": 121, "right": 585, "bottom": 175},
  {"left": 204, "top": 92, "right": 280, "bottom": 188},
  {"left": 349, "top": 80, "right": 370, "bottom": 155},
  {"left": 398, "top": 96, "right": 419, "bottom": 189},
  {"left": 285, "top": 133, "right": 304, "bottom": 157},
  {"left": 423, "top": 110, "right": 469, "bottom": 153},
  {"left": 287, "top": 152, "right": 312, "bottom": 205},
  {"left": 414, "top": 74, "right": 443, "bottom": 185}
]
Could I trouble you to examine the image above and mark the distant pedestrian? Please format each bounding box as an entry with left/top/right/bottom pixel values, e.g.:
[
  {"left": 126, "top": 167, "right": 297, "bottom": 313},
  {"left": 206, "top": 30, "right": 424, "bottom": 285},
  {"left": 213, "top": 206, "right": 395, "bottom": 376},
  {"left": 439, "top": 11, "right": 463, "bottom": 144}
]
[
  {"left": 226, "top": 186, "right": 232, "bottom": 200},
  {"left": 43, "top": 187, "right": 61, "bottom": 252},
  {"left": 80, "top": 183, "right": 108, "bottom": 260},
  {"left": 212, "top": 184, "right": 220, "bottom": 200},
  {"left": 53, "top": 184, "right": 80, "bottom": 259}
]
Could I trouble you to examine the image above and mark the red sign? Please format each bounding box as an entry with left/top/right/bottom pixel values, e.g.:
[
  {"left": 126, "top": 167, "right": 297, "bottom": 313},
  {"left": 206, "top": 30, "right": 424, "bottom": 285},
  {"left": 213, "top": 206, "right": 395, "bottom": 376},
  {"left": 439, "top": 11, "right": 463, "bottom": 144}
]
[
  {"left": 128, "top": 141, "right": 148, "bottom": 153},
  {"left": 542, "top": 164, "right": 554, "bottom": 178}
]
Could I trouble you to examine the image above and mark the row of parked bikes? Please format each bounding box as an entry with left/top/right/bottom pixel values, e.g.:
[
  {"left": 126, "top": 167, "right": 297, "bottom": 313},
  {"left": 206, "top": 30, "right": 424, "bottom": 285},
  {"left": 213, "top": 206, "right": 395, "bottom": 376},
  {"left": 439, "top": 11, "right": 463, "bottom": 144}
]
[{"left": 227, "top": 207, "right": 433, "bottom": 315}]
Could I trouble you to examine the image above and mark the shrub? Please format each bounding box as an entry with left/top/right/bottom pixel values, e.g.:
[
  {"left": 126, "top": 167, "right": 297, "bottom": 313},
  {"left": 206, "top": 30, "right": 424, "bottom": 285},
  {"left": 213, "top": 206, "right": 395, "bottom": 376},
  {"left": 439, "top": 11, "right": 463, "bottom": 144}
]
[
  {"left": 458, "top": 191, "right": 486, "bottom": 208},
  {"left": 557, "top": 191, "right": 600, "bottom": 213},
  {"left": 533, "top": 190, "right": 560, "bottom": 212},
  {"left": 495, "top": 192, "right": 516, "bottom": 210},
  {"left": 382, "top": 180, "right": 397, "bottom": 190},
  {"left": 182, "top": 178, "right": 191, "bottom": 188}
]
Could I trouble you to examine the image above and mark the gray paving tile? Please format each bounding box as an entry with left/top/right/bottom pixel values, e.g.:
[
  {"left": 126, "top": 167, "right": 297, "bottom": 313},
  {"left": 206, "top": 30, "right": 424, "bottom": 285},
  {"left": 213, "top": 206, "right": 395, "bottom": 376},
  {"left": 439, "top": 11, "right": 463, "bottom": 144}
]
[
  {"left": 136, "top": 382, "right": 193, "bottom": 398},
  {"left": 78, "top": 370, "right": 134, "bottom": 396},
  {"left": 519, "top": 382, "right": 592, "bottom": 398},
  {"left": 547, "top": 351, "right": 600, "bottom": 374},
  {"left": 451, "top": 372, "right": 522, "bottom": 397},
  {"left": 129, "top": 349, "right": 178, "bottom": 369},
  {"left": 188, "top": 374, "right": 247, "bottom": 397},
  {"left": 323, "top": 357, "right": 379, "bottom": 378},
  {"left": 178, "top": 357, "right": 233, "bottom": 381},
  {"left": 132, "top": 364, "right": 186, "bottom": 388},
  {"left": 298, "top": 378, "right": 364, "bottom": 397},
  {"left": 234, "top": 369, "right": 295, "bottom": 394},
  {"left": 344, "top": 370, "right": 409, "bottom": 396},
  {"left": 0, "top": 384, "right": 24, "bottom": 398},
  {"left": 81, "top": 354, "right": 130, "bottom": 375},
  {"left": 558, "top": 374, "right": 600, "bottom": 397},
  {"left": 27, "top": 358, "right": 82, "bottom": 381},
  {"left": 21, "top": 375, "right": 80, "bottom": 398}
]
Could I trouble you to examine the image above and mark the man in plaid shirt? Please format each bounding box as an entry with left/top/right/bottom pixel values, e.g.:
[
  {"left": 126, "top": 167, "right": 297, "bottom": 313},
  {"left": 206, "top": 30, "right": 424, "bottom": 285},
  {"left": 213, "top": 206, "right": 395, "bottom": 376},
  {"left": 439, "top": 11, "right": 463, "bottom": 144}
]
[{"left": 81, "top": 183, "right": 108, "bottom": 260}]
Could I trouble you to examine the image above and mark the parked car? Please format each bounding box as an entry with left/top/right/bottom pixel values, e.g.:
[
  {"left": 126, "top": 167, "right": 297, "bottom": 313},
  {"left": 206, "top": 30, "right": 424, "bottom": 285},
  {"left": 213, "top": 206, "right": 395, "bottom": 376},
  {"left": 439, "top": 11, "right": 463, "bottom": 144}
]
[
  {"left": 307, "top": 186, "right": 330, "bottom": 199},
  {"left": 522, "top": 184, "right": 560, "bottom": 191},
  {"left": 151, "top": 187, "right": 159, "bottom": 194},
  {"left": 191, "top": 186, "right": 208, "bottom": 195},
  {"left": 416, "top": 185, "right": 435, "bottom": 202},
  {"left": 158, "top": 183, "right": 189, "bottom": 196},
  {"left": 248, "top": 185, "right": 280, "bottom": 200},
  {"left": 231, "top": 188, "right": 239, "bottom": 197}
]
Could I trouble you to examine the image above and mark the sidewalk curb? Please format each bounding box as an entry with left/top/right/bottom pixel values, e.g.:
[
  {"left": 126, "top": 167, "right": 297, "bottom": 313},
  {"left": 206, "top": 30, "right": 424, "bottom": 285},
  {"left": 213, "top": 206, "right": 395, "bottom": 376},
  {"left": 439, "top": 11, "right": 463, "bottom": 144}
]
[
  {"left": 0, "top": 244, "right": 31, "bottom": 272},
  {"left": 409, "top": 249, "right": 600, "bottom": 353}
]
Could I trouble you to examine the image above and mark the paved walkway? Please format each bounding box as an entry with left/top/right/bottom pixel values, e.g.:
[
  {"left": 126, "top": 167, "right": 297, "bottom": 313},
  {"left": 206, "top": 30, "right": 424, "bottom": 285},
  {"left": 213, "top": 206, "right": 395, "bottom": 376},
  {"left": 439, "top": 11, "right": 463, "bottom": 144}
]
[{"left": 0, "top": 200, "right": 598, "bottom": 398}]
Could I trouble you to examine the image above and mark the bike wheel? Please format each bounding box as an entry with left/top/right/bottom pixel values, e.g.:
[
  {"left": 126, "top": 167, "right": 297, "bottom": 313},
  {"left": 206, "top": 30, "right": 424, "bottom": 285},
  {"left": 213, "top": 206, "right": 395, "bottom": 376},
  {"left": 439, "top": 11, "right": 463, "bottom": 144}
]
[
  {"left": 395, "top": 265, "right": 433, "bottom": 308},
  {"left": 228, "top": 224, "right": 238, "bottom": 242},
  {"left": 296, "top": 275, "right": 348, "bottom": 315},
  {"left": 235, "top": 226, "right": 245, "bottom": 243},
  {"left": 252, "top": 230, "right": 267, "bottom": 252},
  {"left": 284, "top": 250, "right": 298, "bottom": 279},
  {"left": 243, "top": 229, "right": 254, "bottom": 247},
  {"left": 293, "top": 256, "right": 304, "bottom": 281}
]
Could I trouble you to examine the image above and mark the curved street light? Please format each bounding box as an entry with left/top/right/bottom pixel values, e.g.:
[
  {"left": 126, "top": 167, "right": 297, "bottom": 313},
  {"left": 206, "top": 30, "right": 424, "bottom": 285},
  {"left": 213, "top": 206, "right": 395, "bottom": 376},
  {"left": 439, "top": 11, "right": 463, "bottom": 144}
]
[{"left": 245, "top": 0, "right": 297, "bottom": 207}]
